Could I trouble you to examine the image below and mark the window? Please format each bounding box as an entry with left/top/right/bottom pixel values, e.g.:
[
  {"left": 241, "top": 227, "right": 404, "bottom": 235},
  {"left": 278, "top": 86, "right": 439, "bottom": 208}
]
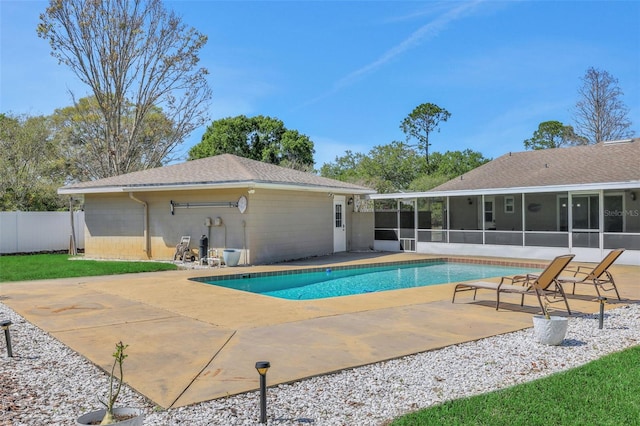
[
  {"left": 335, "top": 204, "right": 342, "bottom": 228},
  {"left": 504, "top": 196, "right": 515, "bottom": 213}
]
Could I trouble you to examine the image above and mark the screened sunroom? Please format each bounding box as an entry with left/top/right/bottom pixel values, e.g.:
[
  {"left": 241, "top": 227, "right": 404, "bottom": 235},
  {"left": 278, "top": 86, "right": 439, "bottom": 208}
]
[{"left": 371, "top": 140, "right": 640, "bottom": 265}]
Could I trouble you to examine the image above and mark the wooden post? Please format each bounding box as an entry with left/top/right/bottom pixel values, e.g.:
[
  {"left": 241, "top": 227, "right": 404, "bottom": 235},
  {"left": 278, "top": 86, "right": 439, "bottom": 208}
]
[{"left": 69, "top": 197, "right": 77, "bottom": 256}]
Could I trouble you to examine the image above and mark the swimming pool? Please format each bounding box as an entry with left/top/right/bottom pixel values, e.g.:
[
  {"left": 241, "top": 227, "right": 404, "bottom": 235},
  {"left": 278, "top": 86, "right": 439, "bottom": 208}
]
[{"left": 194, "top": 260, "right": 539, "bottom": 301}]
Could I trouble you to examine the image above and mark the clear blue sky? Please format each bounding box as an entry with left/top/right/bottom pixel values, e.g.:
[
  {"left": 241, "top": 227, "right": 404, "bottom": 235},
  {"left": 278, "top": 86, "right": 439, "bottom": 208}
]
[{"left": 2, "top": 1, "right": 639, "bottom": 168}]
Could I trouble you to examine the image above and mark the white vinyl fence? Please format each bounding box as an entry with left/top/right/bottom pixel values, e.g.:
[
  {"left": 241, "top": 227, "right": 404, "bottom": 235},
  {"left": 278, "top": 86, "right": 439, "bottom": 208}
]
[{"left": 0, "top": 211, "right": 85, "bottom": 254}]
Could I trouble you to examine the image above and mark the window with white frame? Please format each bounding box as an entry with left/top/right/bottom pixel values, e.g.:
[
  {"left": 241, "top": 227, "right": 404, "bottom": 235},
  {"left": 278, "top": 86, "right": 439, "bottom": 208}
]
[{"left": 504, "top": 196, "right": 515, "bottom": 213}]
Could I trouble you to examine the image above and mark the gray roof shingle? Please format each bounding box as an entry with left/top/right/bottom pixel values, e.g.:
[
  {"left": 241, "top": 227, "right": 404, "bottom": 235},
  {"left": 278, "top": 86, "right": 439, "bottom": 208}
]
[
  {"left": 59, "top": 154, "right": 374, "bottom": 194},
  {"left": 432, "top": 139, "right": 640, "bottom": 192}
]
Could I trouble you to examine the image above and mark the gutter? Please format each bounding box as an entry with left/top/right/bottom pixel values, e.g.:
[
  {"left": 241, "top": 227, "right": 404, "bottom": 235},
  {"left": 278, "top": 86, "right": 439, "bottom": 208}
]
[
  {"left": 369, "top": 180, "right": 640, "bottom": 199},
  {"left": 58, "top": 181, "right": 376, "bottom": 196},
  {"left": 129, "top": 192, "right": 150, "bottom": 258}
]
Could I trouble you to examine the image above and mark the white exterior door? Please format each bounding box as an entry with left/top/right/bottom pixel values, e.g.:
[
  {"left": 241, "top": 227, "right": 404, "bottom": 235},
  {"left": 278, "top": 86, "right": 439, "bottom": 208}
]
[
  {"left": 333, "top": 195, "right": 346, "bottom": 252},
  {"left": 483, "top": 197, "right": 495, "bottom": 229}
]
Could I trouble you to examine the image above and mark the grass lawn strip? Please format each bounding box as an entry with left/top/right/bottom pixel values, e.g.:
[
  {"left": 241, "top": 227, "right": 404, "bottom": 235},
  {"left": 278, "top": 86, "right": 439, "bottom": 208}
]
[
  {"left": 391, "top": 345, "right": 640, "bottom": 425},
  {"left": 0, "top": 254, "right": 177, "bottom": 282}
]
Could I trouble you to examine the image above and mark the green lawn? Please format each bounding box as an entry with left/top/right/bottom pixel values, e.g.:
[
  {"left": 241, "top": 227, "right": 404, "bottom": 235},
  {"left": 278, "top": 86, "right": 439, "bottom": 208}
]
[
  {"left": 0, "top": 253, "right": 177, "bottom": 282},
  {"left": 391, "top": 345, "right": 640, "bottom": 425}
]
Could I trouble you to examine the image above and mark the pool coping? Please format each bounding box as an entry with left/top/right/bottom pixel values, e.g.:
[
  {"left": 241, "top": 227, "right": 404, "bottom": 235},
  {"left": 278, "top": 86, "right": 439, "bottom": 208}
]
[{"left": 191, "top": 256, "right": 545, "bottom": 282}]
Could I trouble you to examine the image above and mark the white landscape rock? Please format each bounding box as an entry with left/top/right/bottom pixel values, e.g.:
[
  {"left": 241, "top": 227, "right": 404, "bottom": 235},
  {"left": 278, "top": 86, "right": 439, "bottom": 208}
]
[{"left": 1, "top": 302, "right": 638, "bottom": 425}]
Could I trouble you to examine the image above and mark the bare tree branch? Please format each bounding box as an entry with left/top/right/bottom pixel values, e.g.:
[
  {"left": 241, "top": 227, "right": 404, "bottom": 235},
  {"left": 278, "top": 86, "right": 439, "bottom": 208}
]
[
  {"left": 38, "top": 0, "right": 212, "bottom": 179},
  {"left": 573, "top": 67, "right": 634, "bottom": 143}
]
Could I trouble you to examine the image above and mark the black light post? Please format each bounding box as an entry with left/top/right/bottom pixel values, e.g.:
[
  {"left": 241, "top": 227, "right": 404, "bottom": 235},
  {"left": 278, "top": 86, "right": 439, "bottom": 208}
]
[
  {"left": 598, "top": 297, "right": 607, "bottom": 329},
  {"left": 1, "top": 320, "right": 13, "bottom": 357},
  {"left": 255, "top": 361, "right": 270, "bottom": 424}
]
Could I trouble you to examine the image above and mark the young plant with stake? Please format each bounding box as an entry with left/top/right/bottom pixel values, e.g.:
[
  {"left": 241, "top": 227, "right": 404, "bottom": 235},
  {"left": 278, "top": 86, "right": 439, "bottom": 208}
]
[
  {"left": 543, "top": 302, "right": 551, "bottom": 320},
  {"left": 100, "top": 341, "right": 128, "bottom": 425}
]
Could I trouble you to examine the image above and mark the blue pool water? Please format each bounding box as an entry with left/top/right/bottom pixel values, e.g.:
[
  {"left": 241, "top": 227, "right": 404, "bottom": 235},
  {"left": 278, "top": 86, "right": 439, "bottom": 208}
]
[{"left": 198, "top": 261, "right": 538, "bottom": 301}]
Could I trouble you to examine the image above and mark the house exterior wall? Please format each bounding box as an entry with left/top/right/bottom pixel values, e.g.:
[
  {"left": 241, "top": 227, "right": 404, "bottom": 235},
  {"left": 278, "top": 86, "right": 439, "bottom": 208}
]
[
  {"left": 246, "top": 189, "right": 334, "bottom": 263},
  {"left": 146, "top": 189, "right": 244, "bottom": 261},
  {"left": 349, "top": 210, "right": 374, "bottom": 251},
  {"left": 84, "top": 194, "right": 146, "bottom": 259},
  {"left": 449, "top": 197, "right": 477, "bottom": 229},
  {"left": 494, "top": 194, "right": 522, "bottom": 231},
  {"left": 622, "top": 191, "right": 640, "bottom": 233},
  {"left": 82, "top": 188, "right": 370, "bottom": 264},
  {"left": 524, "top": 193, "right": 561, "bottom": 231}
]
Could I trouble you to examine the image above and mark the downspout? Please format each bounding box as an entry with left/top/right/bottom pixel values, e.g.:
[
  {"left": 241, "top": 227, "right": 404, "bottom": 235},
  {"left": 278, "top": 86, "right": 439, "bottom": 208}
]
[{"left": 129, "top": 193, "right": 150, "bottom": 258}]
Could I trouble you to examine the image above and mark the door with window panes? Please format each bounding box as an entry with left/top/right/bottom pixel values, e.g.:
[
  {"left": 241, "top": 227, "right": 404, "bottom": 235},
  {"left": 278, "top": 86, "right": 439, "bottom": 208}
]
[
  {"left": 571, "top": 193, "right": 600, "bottom": 248},
  {"left": 484, "top": 197, "right": 495, "bottom": 230}
]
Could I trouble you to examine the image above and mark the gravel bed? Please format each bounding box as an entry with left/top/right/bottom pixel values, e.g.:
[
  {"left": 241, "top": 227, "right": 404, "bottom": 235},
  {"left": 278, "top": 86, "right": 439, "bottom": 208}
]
[{"left": 1, "top": 301, "right": 638, "bottom": 425}]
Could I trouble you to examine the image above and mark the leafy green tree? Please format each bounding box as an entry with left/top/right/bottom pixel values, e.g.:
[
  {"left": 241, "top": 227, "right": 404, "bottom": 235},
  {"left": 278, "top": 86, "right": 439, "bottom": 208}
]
[
  {"left": 190, "top": 115, "right": 253, "bottom": 159},
  {"left": 407, "top": 174, "right": 451, "bottom": 192},
  {"left": 400, "top": 103, "right": 451, "bottom": 164},
  {"left": 319, "top": 150, "right": 366, "bottom": 182},
  {"left": 524, "top": 121, "right": 587, "bottom": 150},
  {"left": 320, "top": 141, "right": 426, "bottom": 193},
  {"left": 189, "top": 115, "right": 315, "bottom": 170},
  {"left": 360, "top": 141, "right": 427, "bottom": 192},
  {"left": 323, "top": 142, "right": 425, "bottom": 193},
  {"left": 429, "top": 149, "right": 490, "bottom": 176},
  {"left": 321, "top": 144, "right": 489, "bottom": 193},
  {"left": 38, "top": 0, "right": 211, "bottom": 178},
  {"left": 0, "top": 113, "right": 67, "bottom": 211},
  {"left": 573, "top": 67, "right": 634, "bottom": 143},
  {"left": 278, "top": 129, "right": 317, "bottom": 172},
  {"left": 407, "top": 149, "right": 490, "bottom": 191}
]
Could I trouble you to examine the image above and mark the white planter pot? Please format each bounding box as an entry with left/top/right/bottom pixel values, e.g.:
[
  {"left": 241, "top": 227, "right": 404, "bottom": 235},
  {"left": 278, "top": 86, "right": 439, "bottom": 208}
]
[
  {"left": 532, "top": 315, "right": 568, "bottom": 346},
  {"left": 76, "top": 408, "right": 144, "bottom": 425},
  {"left": 223, "top": 249, "right": 242, "bottom": 267}
]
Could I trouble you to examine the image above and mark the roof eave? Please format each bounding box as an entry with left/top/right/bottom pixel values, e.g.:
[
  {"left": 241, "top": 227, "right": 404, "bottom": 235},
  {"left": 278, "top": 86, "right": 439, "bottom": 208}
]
[
  {"left": 58, "top": 181, "right": 375, "bottom": 196},
  {"left": 369, "top": 180, "right": 640, "bottom": 199},
  {"left": 253, "top": 182, "right": 375, "bottom": 195}
]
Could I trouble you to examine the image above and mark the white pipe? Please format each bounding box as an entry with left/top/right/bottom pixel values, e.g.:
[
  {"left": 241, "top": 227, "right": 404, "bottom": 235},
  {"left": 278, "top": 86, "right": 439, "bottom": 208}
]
[
  {"left": 129, "top": 193, "right": 150, "bottom": 257},
  {"left": 242, "top": 220, "right": 247, "bottom": 265}
]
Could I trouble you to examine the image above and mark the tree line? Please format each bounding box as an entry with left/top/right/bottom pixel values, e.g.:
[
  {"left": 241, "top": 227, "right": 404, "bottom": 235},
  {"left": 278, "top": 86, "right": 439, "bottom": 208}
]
[
  {"left": 0, "top": 0, "right": 635, "bottom": 210},
  {"left": 2, "top": 0, "right": 211, "bottom": 211}
]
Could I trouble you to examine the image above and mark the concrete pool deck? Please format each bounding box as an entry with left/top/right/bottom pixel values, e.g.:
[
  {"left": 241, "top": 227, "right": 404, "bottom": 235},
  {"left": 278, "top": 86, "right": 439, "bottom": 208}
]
[{"left": 1, "top": 252, "right": 638, "bottom": 409}]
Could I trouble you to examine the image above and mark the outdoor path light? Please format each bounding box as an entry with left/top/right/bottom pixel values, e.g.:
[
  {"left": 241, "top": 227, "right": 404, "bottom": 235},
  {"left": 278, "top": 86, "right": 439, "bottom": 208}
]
[
  {"left": 597, "top": 297, "right": 607, "bottom": 329},
  {"left": 1, "top": 319, "right": 13, "bottom": 357},
  {"left": 255, "top": 361, "right": 270, "bottom": 424}
]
